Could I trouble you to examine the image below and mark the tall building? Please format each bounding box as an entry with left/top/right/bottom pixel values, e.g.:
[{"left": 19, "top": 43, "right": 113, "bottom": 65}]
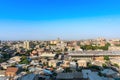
[
  {"left": 0, "top": 40, "right": 1, "bottom": 45},
  {"left": 23, "top": 41, "right": 30, "bottom": 50}
]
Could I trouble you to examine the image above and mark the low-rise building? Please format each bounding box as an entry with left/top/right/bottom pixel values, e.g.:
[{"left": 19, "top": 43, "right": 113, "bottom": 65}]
[
  {"left": 110, "top": 59, "right": 120, "bottom": 67},
  {"left": 5, "top": 67, "right": 19, "bottom": 77},
  {"left": 62, "top": 60, "right": 70, "bottom": 68},
  {"left": 48, "top": 60, "right": 57, "bottom": 68},
  {"left": 109, "top": 46, "right": 120, "bottom": 51},
  {"left": 1, "top": 62, "right": 11, "bottom": 69},
  {"left": 10, "top": 56, "right": 21, "bottom": 62},
  {"left": 0, "top": 70, "right": 5, "bottom": 77},
  {"left": 94, "top": 57, "right": 104, "bottom": 61},
  {"left": 56, "top": 72, "right": 83, "bottom": 80},
  {"left": 40, "top": 52, "right": 55, "bottom": 59},
  {"left": 17, "top": 73, "right": 37, "bottom": 80},
  {"left": 101, "top": 69, "right": 118, "bottom": 78},
  {"left": 77, "top": 60, "right": 87, "bottom": 67}
]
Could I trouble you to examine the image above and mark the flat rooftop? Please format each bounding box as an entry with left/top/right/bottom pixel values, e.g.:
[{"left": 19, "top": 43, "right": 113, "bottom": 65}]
[{"left": 68, "top": 51, "right": 120, "bottom": 56}]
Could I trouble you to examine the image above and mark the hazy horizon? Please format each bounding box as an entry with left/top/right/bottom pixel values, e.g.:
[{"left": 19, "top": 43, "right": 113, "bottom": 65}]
[{"left": 0, "top": 0, "right": 120, "bottom": 40}]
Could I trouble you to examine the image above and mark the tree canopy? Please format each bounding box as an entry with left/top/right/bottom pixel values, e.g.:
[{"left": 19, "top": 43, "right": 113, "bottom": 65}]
[{"left": 104, "top": 55, "right": 110, "bottom": 61}]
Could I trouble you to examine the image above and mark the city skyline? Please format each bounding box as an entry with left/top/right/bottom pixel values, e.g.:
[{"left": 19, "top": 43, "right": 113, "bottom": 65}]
[{"left": 0, "top": 0, "right": 120, "bottom": 40}]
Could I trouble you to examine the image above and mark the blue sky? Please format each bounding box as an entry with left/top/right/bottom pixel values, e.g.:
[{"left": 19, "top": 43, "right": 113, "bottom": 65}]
[{"left": 0, "top": 0, "right": 120, "bottom": 40}]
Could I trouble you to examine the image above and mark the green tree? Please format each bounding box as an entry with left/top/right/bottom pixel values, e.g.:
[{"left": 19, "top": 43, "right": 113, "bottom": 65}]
[
  {"left": 19, "top": 55, "right": 30, "bottom": 64},
  {"left": 104, "top": 55, "right": 110, "bottom": 61},
  {"left": 3, "top": 53, "right": 10, "bottom": 59},
  {"left": 102, "top": 63, "right": 107, "bottom": 68},
  {"left": 64, "top": 47, "right": 68, "bottom": 52},
  {"left": 0, "top": 59, "right": 3, "bottom": 63},
  {"left": 72, "top": 48, "right": 75, "bottom": 51},
  {"left": 25, "top": 49, "right": 32, "bottom": 56},
  {"left": 64, "top": 68, "right": 72, "bottom": 72},
  {"left": 113, "top": 63, "right": 119, "bottom": 68}
]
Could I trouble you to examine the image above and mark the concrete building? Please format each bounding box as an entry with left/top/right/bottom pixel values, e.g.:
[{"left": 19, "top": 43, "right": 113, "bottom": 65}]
[
  {"left": 18, "top": 73, "right": 37, "bottom": 80},
  {"left": 101, "top": 69, "right": 118, "bottom": 78},
  {"left": 68, "top": 51, "right": 120, "bottom": 60},
  {"left": 0, "top": 70, "right": 5, "bottom": 77},
  {"left": 56, "top": 72, "right": 83, "bottom": 80},
  {"left": 23, "top": 41, "right": 30, "bottom": 50},
  {"left": 10, "top": 56, "right": 21, "bottom": 62},
  {"left": 109, "top": 46, "right": 120, "bottom": 51},
  {"left": 110, "top": 59, "right": 120, "bottom": 67},
  {"left": 48, "top": 60, "right": 57, "bottom": 68},
  {"left": 62, "top": 60, "right": 70, "bottom": 68},
  {"left": 77, "top": 60, "right": 87, "bottom": 67},
  {"left": 5, "top": 67, "right": 19, "bottom": 77},
  {"left": 40, "top": 52, "right": 55, "bottom": 59}
]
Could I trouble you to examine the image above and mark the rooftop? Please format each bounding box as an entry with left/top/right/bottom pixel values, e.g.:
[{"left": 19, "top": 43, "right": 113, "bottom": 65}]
[
  {"left": 6, "top": 67, "right": 18, "bottom": 73},
  {"left": 69, "top": 51, "right": 120, "bottom": 56},
  {"left": 56, "top": 72, "right": 83, "bottom": 79}
]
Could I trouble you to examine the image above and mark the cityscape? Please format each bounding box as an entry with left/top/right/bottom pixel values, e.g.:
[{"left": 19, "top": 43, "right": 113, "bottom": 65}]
[
  {"left": 0, "top": 38, "right": 120, "bottom": 80},
  {"left": 0, "top": 0, "right": 120, "bottom": 80}
]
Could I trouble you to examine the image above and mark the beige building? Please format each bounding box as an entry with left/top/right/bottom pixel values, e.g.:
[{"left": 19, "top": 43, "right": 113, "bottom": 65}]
[
  {"left": 110, "top": 59, "right": 120, "bottom": 67},
  {"left": 94, "top": 56, "right": 104, "bottom": 61},
  {"left": 62, "top": 60, "right": 70, "bottom": 68},
  {"left": 77, "top": 60, "right": 87, "bottom": 67},
  {"left": 23, "top": 41, "right": 30, "bottom": 50},
  {"left": 40, "top": 52, "right": 55, "bottom": 58},
  {"left": 0, "top": 70, "right": 5, "bottom": 77},
  {"left": 109, "top": 46, "right": 120, "bottom": 51},
  {"left": 48, "top": 60, "right": 57, "bottom": 68},
  {"left": 50, "top": 38, "right": 61, "bottom": 45},
  {"left": 10, "top": 56, "right": 21, "bottom": 62}
]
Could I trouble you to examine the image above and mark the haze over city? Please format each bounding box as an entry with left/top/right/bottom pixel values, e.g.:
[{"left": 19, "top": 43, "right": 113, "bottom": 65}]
[{"left": 0, "top": 0, "right": 120, "bottom": 40}]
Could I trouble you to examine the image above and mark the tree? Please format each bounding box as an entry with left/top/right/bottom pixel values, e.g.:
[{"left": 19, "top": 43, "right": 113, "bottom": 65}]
[
  {"left": 2, "top": 53, "right": 10, "bottom": 59},
  {"left": 64, "top": 68, "right": 72, "bottom": 72},
  {"left": 102, "top": 63, "right": 107, "bottom": 68},
  {"left": 25, "top": 50, "right": 32, "bottom": 56},
  {"left": 64, "top": 47, "right": 68, "bottom": 52},
  {"left": 113, "top": 63, "right": 119, "bottom": 68},
  {"left": 72, "top": 48, "right": 75, "bottom": 51},
  {"left": 80, "top": 43, "right": 110, "bottom": 51},
  {"left": 0, "top": 59, "right": 3, "bottom": 63},
  {"left": 104, "top": 55, "right": 110, "bottom": 61},
  {"left": 19, "top": 55, "right": 30, "bottom": 64}
]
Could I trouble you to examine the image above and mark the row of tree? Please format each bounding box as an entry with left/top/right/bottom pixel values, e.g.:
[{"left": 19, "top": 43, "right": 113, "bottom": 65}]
[{"left": 80, "top": 43, "right": 110, "bottom": 50}]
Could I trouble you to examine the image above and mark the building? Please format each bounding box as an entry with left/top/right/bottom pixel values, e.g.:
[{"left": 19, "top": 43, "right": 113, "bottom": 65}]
[
  {"left": 77, "top": 60, "right": 87, "bottom": 67},
  {"left": 68, "top": 51, "right": 120, "bottom": 60},
  {"left": 109, "top": 46, "right": 120, "bottom": 51},
  {"left": 0, "top": 70, "right": 5, "bottom": 77},
  {"left": 110, "top": 59, "right": 120, "bottom": 67},
  {"left": 50, "top": 38, "right": 61, "bottom": 45},
  {"left": 62, "top": 60, "right": 70, "bottom": 68},
  {"left": 94, "top": 56, "right": 104, "bottom": 61},
  {"left": 70, "top": 62, "right": 76, "bottom": 69},
  {"left": 48, "top": 60, "right": 57, "bottom": 68},
  {"left": 40, "top": 52, "right": 55, "bottom": 59},
  {"left": 56, "top": 72, "right": 83, "bottom": 80},
  {"left": 10, "top": 56, "right": 21, "bottom": 62},
  {"left": 101, "top": 69, "right": 118, "bottom": 78},
  {"left": 23, "top": 41, "right": 30, "bottom": 50},
  {"left": 0, "top": 40, "right": 1, "bottom": 45},
  {"left": 5, "top": 67, "right": 19, "bottom": 77},
  {"left": 17, "top": 73, "right": 37, "bottom": 80}
]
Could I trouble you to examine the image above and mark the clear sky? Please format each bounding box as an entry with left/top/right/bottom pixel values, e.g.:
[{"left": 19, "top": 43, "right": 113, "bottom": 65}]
[{"left": 0, "top": 0, "right": 120, "bottom": 40}]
